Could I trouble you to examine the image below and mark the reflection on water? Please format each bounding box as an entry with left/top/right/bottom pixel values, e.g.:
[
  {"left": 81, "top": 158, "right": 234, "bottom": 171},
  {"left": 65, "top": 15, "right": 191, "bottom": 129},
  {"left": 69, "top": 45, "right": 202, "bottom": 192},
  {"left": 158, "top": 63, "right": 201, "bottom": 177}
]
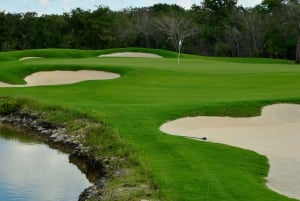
[{"left": 0, "top": 125, "right": 91, "bottom": 201}]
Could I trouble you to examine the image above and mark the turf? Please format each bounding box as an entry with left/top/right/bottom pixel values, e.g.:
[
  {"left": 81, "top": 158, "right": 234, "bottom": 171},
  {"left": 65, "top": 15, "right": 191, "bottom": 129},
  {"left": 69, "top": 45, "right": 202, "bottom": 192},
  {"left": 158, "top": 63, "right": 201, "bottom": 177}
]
[{"left": 0, "top": 48, "right": 299, "bottom": 201}]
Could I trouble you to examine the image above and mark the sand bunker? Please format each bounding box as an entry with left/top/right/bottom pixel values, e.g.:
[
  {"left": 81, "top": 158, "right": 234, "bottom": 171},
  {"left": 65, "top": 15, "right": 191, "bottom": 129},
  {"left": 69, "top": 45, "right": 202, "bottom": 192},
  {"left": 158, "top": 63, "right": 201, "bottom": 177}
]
[
  {"left": 160, "top": 104, "right": 300, "bottom": 200},
  {"left": 98, "top": 52, "right": 163, "bottom": 58},
  {"left": 19, "top": 57, "right": 43, "bottom": 61},
  {"left": 0, "top": 70, "right": 120, "bottom": 87}
]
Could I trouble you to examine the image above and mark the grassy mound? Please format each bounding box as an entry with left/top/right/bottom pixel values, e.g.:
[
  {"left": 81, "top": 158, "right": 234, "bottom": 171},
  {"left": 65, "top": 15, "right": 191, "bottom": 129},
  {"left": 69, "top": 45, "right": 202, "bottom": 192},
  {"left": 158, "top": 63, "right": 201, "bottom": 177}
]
[{"left": 0, "top": 47, "right": 180, "bottom": 62}]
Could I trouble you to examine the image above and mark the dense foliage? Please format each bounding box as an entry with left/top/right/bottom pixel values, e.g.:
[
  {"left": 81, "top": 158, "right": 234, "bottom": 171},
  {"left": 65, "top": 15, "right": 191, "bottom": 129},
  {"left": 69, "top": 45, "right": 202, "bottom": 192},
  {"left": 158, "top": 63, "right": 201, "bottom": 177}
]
[{"left": 0, "top": 0, "right": 299, "bottom": 61}]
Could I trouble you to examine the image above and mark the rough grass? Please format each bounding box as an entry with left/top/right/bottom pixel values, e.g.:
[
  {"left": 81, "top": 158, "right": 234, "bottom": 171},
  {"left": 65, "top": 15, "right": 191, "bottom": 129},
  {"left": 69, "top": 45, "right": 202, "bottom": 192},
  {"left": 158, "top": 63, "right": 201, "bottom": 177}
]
[{"left": 0, "top": 48, "right": 300, "bottom": 201}]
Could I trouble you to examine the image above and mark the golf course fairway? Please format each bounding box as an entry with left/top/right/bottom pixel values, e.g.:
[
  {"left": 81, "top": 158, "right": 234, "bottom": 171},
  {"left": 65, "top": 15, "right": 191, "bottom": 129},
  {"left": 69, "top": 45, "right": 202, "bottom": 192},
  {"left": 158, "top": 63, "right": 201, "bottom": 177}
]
[{"left": 0, "top": 48, "right": 300, "bottom": 201}]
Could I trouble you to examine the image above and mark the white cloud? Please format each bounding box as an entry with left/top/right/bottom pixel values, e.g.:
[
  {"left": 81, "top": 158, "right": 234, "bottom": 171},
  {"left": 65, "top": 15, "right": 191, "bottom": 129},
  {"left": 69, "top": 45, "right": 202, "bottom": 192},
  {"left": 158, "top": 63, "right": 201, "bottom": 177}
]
[
  {"left": 88, "top": 0, "right": 96, "bottom": 4},
  {"left": 62, "top": 0, "right": 73, "bottom": 12},
  {"left": 22, "top": 0, "right": 31, "bottom": 13},
  {"left": 63, "top": 0, "right": 77, "bottom": 4},
  {"left": 62, "top": 0, "right": 83, "bottom": 12},
  {"left": 177, "top": 0, "right": 194, "bottom": 9},
  {"left": 0, "top": 0, "right": 264, "bottom": 15},
  {"left": 23, "top": 0, "right": 29, "bottom": 8},
  {"left": 238, "top": 0, "right": 262, "bottom": 7},
  {"left": 39, "top": 0, "right": 49, "bottom": 6}
]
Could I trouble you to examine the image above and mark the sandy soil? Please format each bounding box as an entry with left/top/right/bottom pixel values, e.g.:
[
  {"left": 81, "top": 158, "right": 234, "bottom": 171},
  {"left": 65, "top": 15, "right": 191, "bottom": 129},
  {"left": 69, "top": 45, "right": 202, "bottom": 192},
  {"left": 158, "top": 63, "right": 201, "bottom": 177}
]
[
  {"left": 0, "top": 70, "right": 120, "bottom": 87},
  {"left": 98, "top": 52, "right": 163, "bottom": 58},
  {"left": 19, "top": 57, "right": 43, "bottom": 61},
  {"left": 160, "top": 104, "right": 300, "bottom": 200}
]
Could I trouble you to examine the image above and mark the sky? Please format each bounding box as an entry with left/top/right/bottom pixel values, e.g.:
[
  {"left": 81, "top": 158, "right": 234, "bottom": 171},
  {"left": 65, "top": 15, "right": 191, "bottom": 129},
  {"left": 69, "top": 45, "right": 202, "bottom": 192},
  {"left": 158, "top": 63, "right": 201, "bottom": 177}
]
[{"left": 0, "top": 0, "right": 263, "bottom": 14}]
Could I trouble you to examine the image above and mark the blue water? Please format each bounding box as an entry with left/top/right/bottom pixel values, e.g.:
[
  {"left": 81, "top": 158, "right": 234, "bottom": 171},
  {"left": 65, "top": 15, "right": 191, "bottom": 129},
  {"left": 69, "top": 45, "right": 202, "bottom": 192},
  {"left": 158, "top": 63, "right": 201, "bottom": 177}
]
[{"left": 0, "top": 126, "right": 91, "bottom": 201}]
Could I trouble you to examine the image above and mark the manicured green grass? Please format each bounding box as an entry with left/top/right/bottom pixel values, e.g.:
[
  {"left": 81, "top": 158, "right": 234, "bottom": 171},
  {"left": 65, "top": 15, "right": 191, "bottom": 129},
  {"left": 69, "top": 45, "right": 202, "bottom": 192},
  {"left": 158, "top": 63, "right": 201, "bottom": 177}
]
[{"left": 0, "top": 48, "right": 299, "bottom": 201}]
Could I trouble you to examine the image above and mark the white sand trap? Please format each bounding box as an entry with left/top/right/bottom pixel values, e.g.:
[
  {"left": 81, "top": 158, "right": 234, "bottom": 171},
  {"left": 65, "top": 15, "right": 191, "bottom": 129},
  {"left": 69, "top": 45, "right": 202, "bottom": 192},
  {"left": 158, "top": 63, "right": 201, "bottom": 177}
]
[
  {"left": 0, "top": 70, "right": 120, "bottom": 87},
  {"left": 19, "top": 57, "right": 43, "bottom": 61},
  {"left": 98, "top": 52, "right": 163, "bottom": 58},
  {"left": 160, "top": 104, "right": 300, "bottom": 200}
]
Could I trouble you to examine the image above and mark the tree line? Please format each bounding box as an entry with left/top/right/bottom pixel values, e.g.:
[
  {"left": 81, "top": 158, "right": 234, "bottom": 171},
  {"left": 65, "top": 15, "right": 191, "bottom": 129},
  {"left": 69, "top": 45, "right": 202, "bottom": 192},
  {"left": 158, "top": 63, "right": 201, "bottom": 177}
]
[{"left": 0, "top": 0, "right": 299, "bottom": 62}]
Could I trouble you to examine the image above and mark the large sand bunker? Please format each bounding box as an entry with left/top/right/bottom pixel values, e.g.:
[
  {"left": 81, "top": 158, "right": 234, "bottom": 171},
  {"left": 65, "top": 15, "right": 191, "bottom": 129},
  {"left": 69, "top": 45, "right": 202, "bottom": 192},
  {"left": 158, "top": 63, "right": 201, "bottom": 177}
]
[
  {"left": 160, "top": 104, "right": 300, "bottom": 200},
  {"left": 98, "top": 52, "right": 163, "bottom": 58},
  {"left": 0, "top": 70, "right": 120, "bottom": 87}
]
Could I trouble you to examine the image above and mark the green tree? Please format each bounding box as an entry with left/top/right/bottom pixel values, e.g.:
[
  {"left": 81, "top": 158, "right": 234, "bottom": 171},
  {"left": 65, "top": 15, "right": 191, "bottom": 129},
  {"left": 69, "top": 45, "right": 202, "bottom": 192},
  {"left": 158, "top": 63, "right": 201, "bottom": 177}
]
[
  {"left": 68, "top": 8, "right": 91, "bottom": 48},
  {"left": 191, "top": 0, "right": 238, "bottom": 56},
  {"left": 285, "top": 0, "right": 300, "bottom": 63},
  {"left": 0, "top": 12, "right": 5, "bottom": 50},
  {"left": 202, "top": 0, "right": 238, "bottom": 25},
  {"left": 113, "top": 10, "right": 138, "bottom": 47},
  {"left": 2, "top": 13, "right": 23, "bottom": 50},
  {"left": 87, "top": 6, "right": 114, "bottom": 49},
  {"left": 257, "top": 0, "right": 298, "bottom": 59},
  {"left": 20, "top": 12, "right": 39, "bottom": 49}
]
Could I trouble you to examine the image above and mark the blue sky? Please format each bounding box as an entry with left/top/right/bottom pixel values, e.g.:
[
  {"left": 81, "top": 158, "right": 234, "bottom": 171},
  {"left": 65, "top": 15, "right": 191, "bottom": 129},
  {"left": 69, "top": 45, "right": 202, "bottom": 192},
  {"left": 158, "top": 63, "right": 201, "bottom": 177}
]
[{"left": 0, "top": 0, "right": 262, "bottom": 14}]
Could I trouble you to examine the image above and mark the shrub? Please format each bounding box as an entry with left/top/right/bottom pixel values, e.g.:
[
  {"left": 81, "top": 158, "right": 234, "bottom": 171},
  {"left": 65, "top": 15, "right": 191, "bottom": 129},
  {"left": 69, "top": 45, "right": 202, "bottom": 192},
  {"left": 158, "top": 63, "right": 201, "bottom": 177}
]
[{"left": 0, "top": 98, "right": 19, "bottom": 114}]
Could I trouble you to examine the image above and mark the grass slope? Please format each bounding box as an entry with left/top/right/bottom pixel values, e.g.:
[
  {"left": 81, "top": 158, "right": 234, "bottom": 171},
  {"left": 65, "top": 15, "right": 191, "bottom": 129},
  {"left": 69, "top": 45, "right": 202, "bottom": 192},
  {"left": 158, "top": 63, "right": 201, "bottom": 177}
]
[{"left": 0, "top": 48, "right": 299, "bottom": 201}]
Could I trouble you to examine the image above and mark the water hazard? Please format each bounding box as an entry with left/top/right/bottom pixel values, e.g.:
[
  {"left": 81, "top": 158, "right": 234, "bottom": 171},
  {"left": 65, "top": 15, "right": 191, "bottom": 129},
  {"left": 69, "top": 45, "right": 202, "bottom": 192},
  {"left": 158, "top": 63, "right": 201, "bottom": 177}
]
[{"left": 0, "top": 125, "right": 91, "bottom": 201}]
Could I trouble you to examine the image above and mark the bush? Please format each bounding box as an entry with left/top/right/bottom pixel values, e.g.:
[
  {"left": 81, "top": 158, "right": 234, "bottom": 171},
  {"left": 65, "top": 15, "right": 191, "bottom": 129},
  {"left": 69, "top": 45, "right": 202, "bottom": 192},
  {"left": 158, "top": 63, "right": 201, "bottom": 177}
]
[
  {"left": 215, "top": 42, "right": 231, "bottom": 56},
  {"left": 0, "top": 98, "right": 19, "bottom": 114}
]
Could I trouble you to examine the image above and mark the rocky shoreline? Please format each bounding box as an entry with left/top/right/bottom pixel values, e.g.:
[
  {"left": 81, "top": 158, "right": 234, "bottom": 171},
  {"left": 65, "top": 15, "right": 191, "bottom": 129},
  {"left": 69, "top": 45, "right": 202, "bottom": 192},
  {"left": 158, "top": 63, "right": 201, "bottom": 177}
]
[{"left": 0, "top": 109, "right": 108, "bottom": 201}]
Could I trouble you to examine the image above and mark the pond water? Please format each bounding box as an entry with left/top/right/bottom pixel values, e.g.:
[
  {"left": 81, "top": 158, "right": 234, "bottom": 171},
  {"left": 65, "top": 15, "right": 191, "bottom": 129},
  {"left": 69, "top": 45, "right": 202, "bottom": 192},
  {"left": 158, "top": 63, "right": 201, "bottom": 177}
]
[{"left": 0, "top": 125, "right": 91, "bottom": 201}]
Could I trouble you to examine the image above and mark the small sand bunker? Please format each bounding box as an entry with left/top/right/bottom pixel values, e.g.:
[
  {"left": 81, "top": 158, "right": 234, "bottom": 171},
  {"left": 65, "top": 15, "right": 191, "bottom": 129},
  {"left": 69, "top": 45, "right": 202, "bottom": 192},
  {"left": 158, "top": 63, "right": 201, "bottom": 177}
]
[
  {"left": 0, "top": 70, "right": 120, "bottom": 87},
  {"left": 98, "top": 52, "right": 163, "bottom": 58},
  {"left": 160, "top": 104, "right": 300, "bottom": 200},
  {"left": 19, "top": 57, "right": 43, "bottom": 61}
]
